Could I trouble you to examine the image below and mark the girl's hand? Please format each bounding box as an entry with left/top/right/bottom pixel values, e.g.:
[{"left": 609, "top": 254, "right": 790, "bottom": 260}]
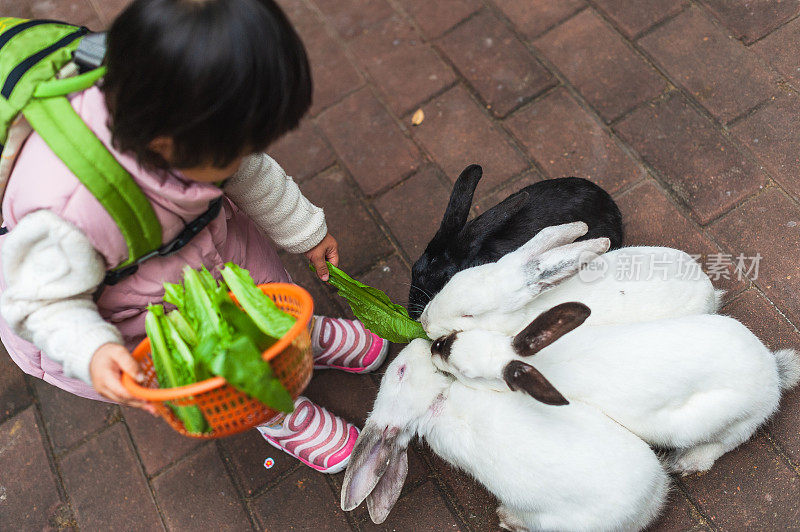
[
  {"left": 89, "top": 343, "right": 156, "bottom": 414},
  {"left": 305, "top": 233, "right": 339, "bottom": 281}
]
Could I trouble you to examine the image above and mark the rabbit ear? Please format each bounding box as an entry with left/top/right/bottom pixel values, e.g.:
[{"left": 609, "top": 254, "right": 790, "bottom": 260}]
[
  {"left": 525, "top": 237, "right": 611, "bottom": 294},
  {"left": 365, "top": 446, "right": 409, "bottom": 524},
  {"left": 459, "top": 191, "right": 530, "bottom": 258},
  {"left": 341, "top": 425, "right": 403, "bottom": 512},
  {"left": 515, "top": 221, "right": 590, "bottom": 258},
  {"left": 433, "top": 165, "right": 483, "bottom": 241},
  {"left": 513, "top": 302, "right": 591, "bottom": 356},
  {"left": 503, "top": 360, "right": 569, "bottom": 406}
]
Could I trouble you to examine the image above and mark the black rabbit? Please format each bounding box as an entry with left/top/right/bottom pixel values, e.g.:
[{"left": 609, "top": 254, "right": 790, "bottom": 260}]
[{"left": 408, "top": 164, "right": 623, "bottom": 319}]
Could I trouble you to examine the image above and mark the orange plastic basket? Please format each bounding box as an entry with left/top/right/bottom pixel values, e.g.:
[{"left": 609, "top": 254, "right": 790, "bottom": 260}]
[{"left": 122, "top": 283, "right": 314, "bottom": 439}]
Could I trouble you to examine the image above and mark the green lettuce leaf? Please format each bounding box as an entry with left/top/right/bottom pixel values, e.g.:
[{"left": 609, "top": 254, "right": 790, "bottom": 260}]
[
  {"left": 322, "top": 263, "right": 429, "bottom": 343},
  {"left": 220, "top": 263, "right": 296, "bottom": 340},
  {"left": 196, "top": 334, "right": 294, "bottom": 413}
]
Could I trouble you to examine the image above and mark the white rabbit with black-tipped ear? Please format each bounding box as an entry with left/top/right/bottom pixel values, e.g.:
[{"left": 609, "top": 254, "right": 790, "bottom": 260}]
[
  {"left": 341, "top": 339, "right": 670, "bottom": 531},
  {"left": 431, "top": 303, "right": 800, "bottom": 474},
  {"left": 419, "top": 221, "right": 721, "bottom": 339}
]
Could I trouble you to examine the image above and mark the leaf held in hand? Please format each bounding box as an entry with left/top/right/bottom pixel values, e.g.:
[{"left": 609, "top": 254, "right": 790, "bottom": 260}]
[{"left": 321, "top": 262, "right": 429, "bottom": 343}]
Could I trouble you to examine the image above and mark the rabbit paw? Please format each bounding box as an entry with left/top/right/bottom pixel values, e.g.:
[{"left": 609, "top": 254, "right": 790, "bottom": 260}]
[
  {"left": 497, "top": 505, "right": 528, "bottom": 531},
  {"left": 669, "top": 443, "right": 725, "bottom": 476}
]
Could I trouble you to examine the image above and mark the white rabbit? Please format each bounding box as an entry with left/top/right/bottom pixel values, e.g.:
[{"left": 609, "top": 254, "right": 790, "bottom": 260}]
[
  {"left": 419, "top": 221, "right": 721, "bottom": 339},
  {"left": 341, "top": 339, "right": 670, "bottom": 531},
  {"left": 431, "top": 303, "right": 800, "bottom": 474}
]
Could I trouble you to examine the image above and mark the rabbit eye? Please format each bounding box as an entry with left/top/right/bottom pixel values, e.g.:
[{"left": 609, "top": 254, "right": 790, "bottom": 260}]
[
  {"left": 397, "top": 365, "right": 406, "bottom": 379},
  {"left": 461, "top": 314, "right": 474, "bottom": 319}
]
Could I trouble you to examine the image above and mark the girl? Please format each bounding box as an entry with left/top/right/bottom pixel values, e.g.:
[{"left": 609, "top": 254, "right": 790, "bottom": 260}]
[{"left": 0, "top": 0, "right": 388, "bottom": 474}]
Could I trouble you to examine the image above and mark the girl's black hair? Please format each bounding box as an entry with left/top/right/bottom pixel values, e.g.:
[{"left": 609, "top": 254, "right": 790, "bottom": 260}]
[{"left": 103, "top": 0, "right": 312, "bottom": 169}]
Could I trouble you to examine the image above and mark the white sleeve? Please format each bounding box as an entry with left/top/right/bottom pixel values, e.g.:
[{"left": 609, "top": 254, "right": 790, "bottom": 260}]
[
  {"left": 0, "top": 210, "right": 123, "bottom": 384},
  {"left": 223, "top": 153, "right": 328, "bottom": 254}
]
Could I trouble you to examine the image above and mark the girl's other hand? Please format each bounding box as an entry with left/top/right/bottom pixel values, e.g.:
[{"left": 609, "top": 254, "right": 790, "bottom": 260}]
[
  {"left": 89, "top": 343, "right": 156, "bottom": 414},
  {"left": 305, "top": 233, "right": 339, "bottom": 281}
]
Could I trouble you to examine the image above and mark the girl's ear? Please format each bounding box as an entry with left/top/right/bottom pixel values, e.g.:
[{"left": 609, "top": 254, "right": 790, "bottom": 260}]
[
  {"left": 147, "top": 136, "right": 175, "bottom": 163},
  {"left": 503, "top": 360, "right": 569, "bottom": 406},
  {"left": 434, "top": 164, "right": 483, "bottom": 241},
  {"left": 458, "top": 191, "right": 530, "bottom": 259},
  {"left": 512, "top": 302, "right": 591, "bottom": 356}
]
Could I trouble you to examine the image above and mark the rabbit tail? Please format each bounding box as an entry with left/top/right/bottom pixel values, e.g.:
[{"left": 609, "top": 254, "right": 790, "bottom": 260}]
[{"left": 773, "top": 349, "right": 800, "bottom": 391}]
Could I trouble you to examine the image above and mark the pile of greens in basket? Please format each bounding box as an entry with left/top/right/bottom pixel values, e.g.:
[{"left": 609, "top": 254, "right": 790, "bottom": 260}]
[{"left": 145, "top": 263, "right": 296, "bottom": 434}]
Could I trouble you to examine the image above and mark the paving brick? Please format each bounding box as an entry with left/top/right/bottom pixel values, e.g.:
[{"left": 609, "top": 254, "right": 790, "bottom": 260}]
[
  {"left": 701, "top": 0, "right": 800, "bottom": 44},
  {"left": 122, "top": 406, "right": 204, "bottom": 476},
  {"left": 219, "top": 428, "right": 299, "bottom": 497},
  {"left": 373, "top": 166, "right": 451, "bottom": 262},
  {"left": 437, "top": 10, "right": 557, "bottom": 117},
  {"left": 350, "top": 16, "right": 456, "bottom": 116},
  {"left": 535, "top": 9, "right": 666, "bottom": 121},
  {"left": 492, "top": 0, "right": 585, "bottom": 40},
  {"left": 710, "top": 188, "right": 800, "bottom": 328},
  {"left": 506, "top": 87, "right": 646, "bottom": 194},
  {"left": 413, "top": 85, "right": 528, "bottom": 191},
  {"left": 0, "top": 407, "right": 66, "bottom": 530},
  {"left": 91, "top": 0, "right": 131, "bottom": 26},
  {"left": 251, "top": 467, "right": 350, "bottom": 530},
  {"left": 615, "top": 92, "right": 768, "bottom": 224},
  {"left": 731, "top": 93, "right": 800, "bottom": 200},
  {"left": 681, "top": 434, "right": 800, "bottom": 529},
  {"left": 152, "top": 445, "right": 250, "bottom": 530},
  {"left": 646, "top": 491, "right": 707, "bottom": 531},
  {"left": 59, "top": 424, "right": 162, "bottom": 530},
  {"left": 302, "top": 23, "right": 365, "bottom": 115},
  {"left": 615, "top": 180, "right": 746, "bottom": 295},
  {"left": 316, "top": 89, "right": 421, "bottom": 196},
  {"left": 277, "top": 0, "right": 321, "bottom": 34},
  {"left": 268, "top": 120, "right": 335, "bottom": 182},
  {"left": 360, "top": 255, "right": 413, "bottom": 310},
  {"left": 722, "top": 289, "right": 800, "bottom": 466},
  {"left": 427, "top": 452, "right": 498, "bottom": 531},
  {"left": 280, "top": 252, "right": 347, "bottom": 319},
  {"left": 359, "top": 481, "right": 462, "bottom": 531},
  {"left": 0, "top": 347, "right": 32, "bottom": 423},
  {"left": 723, "top": 290, "right": 800, "bottom": 353},
  {"left": 33, "top": 380, "right": 117, "bottom": 453},
  {"left": 312, "top": 0, "right": 394, "bottom": 39},
  {"left": 300, "top": 168, "right": 394, "bottom": 273},
  {"left": 395, "top": 0, "right": 481, "bottom": 39},
  {"left": 304, "top": 368, "right": 378, "bottom": 428},
  {"left": 3, "top": 0, "right": 103, "bottom": 28},
  {"left": 753, "top": 17, "right": 800, "bottom": 90},
  {"left": 592, "top": 0, "right": 687, "bottom": 38},
  {"left": 638, "top": 7, "right": 780, "bottom": 123}
]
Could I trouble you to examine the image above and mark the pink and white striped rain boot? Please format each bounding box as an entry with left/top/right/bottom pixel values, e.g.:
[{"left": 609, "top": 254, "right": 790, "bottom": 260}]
[
  {"left": 257, "top": 397, "right": 360, "bottom": 474},
  {"left": 310, "top": 316, "right": 389, "bottom": 373}
]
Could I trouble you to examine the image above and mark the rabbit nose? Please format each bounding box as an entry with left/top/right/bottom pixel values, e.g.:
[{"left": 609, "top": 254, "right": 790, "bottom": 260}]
[{"left": 431, "top": 332, "right": 457, "bottom": 359}]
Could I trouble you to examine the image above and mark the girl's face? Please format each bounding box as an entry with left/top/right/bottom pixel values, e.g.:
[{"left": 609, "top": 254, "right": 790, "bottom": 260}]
[
  {"left": 148, "top": 136, "right": 245, "bottom": 182},
  {"left": 179, "top": 156, "right": 245, "bottom": 183}
]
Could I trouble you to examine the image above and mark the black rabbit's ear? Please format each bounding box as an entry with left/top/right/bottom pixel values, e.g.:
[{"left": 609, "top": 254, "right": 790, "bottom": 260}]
[
  {"left": 512, "top": 302, "right": 591, "bottom": 356},
  {"left": 434, "top": 165, "right": 483, "bottom": 240},
  {"left": 459, "top": 191, "right": 529, "bottom": 258},
  {"left": 503, "top": 360, "right": 569, "bottom": 406}
]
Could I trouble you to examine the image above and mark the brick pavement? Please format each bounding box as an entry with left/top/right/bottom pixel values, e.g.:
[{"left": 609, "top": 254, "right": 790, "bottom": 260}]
[{"left": 2, "top": 0, "right": 800, "bottom": 530}]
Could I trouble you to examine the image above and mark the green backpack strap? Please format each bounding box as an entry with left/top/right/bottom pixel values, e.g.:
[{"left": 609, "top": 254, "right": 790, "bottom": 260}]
[{"left": 0, "top": 18, "right": 162, "bottom": 269}]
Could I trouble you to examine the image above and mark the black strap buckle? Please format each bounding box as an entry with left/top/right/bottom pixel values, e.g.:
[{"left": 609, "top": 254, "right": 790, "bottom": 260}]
[{"left": 103, "top": 197, "right": 223, "bottom": 286}]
